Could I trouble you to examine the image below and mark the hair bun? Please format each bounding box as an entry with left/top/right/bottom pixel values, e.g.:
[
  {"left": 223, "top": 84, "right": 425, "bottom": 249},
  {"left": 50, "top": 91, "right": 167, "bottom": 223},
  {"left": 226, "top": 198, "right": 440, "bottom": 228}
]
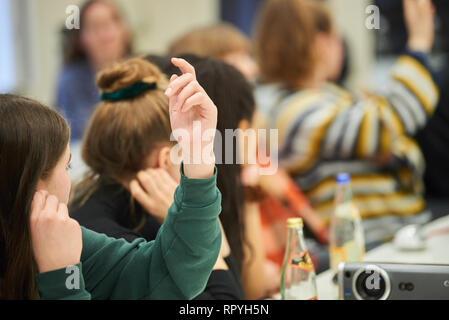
[{"left": 96, "top": 57, "right": 166, "bottom": 93}]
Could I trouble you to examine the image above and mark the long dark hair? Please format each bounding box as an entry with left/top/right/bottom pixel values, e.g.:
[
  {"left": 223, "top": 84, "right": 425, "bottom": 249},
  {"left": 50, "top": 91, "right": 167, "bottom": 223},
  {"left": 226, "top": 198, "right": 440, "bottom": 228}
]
[
  {"left": 146, "top": 54, "right": 256, "bottom": 271},
  {"left": 62, "top": 0, "right": 132, "bottom": 65},
  {"left": 0, "top": 94, "right": 70, "bottom": 299}
]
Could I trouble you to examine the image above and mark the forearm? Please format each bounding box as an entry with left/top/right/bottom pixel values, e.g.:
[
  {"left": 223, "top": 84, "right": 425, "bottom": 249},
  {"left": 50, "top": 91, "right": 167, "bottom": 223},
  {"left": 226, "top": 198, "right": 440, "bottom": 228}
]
[
  {"left": 386, "top": 53, "right": 439, "bottom": 133},
  {"left": 182, "top": 146, "right": 215, "bottom": 179},
  {"left": 154, "top": 166, "right": 222, "bottom": 299},
  {"left": 183, "top": 163, "right": 215, "bottom": 179}
]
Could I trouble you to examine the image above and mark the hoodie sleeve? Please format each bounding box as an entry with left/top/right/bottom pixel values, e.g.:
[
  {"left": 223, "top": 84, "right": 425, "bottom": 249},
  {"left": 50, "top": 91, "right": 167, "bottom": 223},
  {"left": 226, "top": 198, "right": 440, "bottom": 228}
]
[{"left": 36, "top": 165, "right": 222, "bottom": 300}]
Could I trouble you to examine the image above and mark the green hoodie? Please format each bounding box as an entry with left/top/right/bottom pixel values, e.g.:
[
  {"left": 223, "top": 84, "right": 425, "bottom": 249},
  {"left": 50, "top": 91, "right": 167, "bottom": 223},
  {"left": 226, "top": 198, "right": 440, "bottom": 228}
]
[{"left": 35, "top": 167, "right": 222, "bottom": 299}]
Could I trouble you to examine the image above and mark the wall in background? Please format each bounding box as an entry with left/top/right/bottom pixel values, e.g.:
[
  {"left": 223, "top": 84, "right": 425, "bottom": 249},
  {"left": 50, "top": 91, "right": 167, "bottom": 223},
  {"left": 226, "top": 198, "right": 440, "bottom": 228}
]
[
  {"left": 20, "top": 0, "right": 219, "bottom": 106},
  {"left": 13, "top": 0, "right": 376, "bottom": 105}
]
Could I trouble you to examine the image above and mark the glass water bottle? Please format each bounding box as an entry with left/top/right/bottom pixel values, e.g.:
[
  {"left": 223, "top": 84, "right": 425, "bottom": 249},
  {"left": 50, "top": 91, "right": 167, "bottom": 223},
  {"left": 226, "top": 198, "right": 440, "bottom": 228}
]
[
  {"left": 329, "top": 173, "right": 365, "bottom": 273},
  {"left": 280, "top": 217, "right": 318, "bottom": 300}
]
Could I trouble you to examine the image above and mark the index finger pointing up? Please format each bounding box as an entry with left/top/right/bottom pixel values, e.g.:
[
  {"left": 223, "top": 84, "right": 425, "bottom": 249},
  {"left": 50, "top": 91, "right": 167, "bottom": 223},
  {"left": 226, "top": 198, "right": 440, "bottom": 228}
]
[{"left": 171, "top": 58, "right": 196, "bottom": 77}]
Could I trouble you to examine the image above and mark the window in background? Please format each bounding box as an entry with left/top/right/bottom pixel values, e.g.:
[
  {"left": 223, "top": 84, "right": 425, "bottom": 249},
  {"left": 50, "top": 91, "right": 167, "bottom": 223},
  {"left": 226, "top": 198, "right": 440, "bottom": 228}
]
[{"left": 0, "top": 0, "right": 16, "bottom": 93}]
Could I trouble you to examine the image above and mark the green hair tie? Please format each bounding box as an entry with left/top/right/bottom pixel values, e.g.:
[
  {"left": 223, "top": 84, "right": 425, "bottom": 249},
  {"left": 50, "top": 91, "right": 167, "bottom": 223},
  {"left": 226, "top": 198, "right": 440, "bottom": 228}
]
[{"left": 100, "top": 81, "right": 157, "bottom": 101}]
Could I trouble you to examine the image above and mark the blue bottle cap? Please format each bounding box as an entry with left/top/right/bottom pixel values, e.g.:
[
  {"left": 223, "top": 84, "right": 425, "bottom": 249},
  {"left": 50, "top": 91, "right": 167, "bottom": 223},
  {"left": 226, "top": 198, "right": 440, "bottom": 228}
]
[{"left": 336, "top": 173, "right": 350, "bottom": 184}]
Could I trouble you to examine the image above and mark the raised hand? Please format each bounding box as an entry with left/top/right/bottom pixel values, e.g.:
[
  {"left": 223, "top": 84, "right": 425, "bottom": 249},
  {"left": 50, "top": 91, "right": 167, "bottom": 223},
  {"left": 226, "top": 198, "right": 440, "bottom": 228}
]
[
  {"left": 30, "top": 190, "right": 82, "bottom": 273},
  {"left": 404, "top": 0, "right": 435, "bottom": 52},
  {"left": 165, "top": 58, "right": 218, "bottom": 179},
  {"left": 130, "top": 168, "right": 178, "bottom": 223}
]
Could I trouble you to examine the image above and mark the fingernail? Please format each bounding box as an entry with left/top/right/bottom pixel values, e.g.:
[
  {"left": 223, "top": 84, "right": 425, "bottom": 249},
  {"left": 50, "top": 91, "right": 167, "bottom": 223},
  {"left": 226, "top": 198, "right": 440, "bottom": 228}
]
[{"left": 165, "top": 87, "right": 172, "bottom": 95}]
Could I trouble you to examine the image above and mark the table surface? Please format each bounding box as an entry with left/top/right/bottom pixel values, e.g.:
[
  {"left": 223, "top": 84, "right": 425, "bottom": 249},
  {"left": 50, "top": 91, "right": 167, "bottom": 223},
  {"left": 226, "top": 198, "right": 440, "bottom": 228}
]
[{"left": 316, "top": 215, "right": 449, "bottom": 299}]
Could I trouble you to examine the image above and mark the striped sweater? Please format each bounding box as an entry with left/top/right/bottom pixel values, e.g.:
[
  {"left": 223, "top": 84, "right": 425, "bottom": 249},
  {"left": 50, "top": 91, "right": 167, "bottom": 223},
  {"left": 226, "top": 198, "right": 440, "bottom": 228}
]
[{"left": 255, "top": 53, "right": 440, "bottom": 243}]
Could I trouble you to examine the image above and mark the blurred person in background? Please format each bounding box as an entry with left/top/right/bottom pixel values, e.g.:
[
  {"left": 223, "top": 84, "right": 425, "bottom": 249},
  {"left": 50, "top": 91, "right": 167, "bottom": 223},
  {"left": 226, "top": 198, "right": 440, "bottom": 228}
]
[
  {"left": 254, "top": 0, "right": 439, "bottom": 246},
  {"left": 309, "top": 0, "right": 346, "bottom": 84},
  {"left": 56, "top": 0, "right": 132, "bottom": 142},
  {"left": 168, "top": 23, "right": 259, "bottom": 82}
]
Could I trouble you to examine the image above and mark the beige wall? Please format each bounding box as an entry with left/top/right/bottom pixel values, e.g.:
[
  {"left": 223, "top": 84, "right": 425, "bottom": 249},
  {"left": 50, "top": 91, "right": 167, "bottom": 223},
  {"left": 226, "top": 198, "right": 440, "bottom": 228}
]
[
  {"left": 22, "top": 0, "right": 219, "bottom": 105},
  {"left": 327, "top": 0, "right": 375, "bottom": 90},
  {"left": 20, "top": 0, "right": 376, "bottom": 105}
]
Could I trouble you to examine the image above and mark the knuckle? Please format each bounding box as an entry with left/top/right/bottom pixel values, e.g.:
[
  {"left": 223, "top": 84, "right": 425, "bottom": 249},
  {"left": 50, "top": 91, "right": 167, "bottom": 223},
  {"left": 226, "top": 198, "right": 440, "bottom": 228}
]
[
  {"left": 60, "top": 203, "right": 68, "bottom": 212},
  {"left": 42, "top": 212, "right": 55, "bottom": 223},
  {"left": 30, "top": 214, "right": 39, "bottom": 224},
  {"left": 183, "top": 75, "right": 192, "bottom": 83},
  {"left": 70, "top": 218, "right": 80, "bottom": 228},
  {"left": 137, "top": 171, "right": 144, "bottom": 180},
  {"left": 131, "top": 185, "right": 141, "bottom": 197},
  {"left": 137, "top": 171, "right": 148, "bottom": 183},
  {"left": 130, "top": 186, "right": 140, "bottom": 197}
]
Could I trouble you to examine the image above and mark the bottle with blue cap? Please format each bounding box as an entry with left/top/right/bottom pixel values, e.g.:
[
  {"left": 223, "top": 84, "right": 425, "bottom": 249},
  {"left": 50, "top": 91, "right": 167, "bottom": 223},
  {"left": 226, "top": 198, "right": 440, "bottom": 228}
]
[{"left": 329, "top": 173, "right": 365, "bottom": 278}]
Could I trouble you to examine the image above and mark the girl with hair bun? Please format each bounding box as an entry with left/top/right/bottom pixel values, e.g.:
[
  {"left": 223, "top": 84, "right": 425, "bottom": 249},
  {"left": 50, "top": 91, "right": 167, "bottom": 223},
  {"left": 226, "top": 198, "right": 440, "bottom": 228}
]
[{"left": 70, "top": 56, "right": 245, "bottom": 299}]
